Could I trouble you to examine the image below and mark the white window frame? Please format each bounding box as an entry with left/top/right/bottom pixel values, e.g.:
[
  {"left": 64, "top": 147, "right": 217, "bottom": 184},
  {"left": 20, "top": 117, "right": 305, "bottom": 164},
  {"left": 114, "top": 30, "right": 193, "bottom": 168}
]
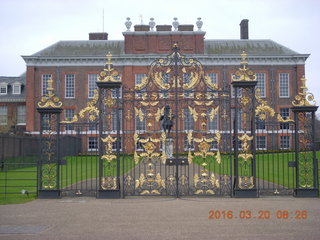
[
  {"left": 184, "top": 108, "right": 194, "bottom": 131},
  {"left": 256, "top": 136, "right": 267, "bottom": 150},
  {"left": 207, "top": 73, "right": 218, "bottom": 98},
  {"left": 88, "top": 137, "right": 98, "bottom": 151},
  {"left": 256, "top": 114, "right": 266, "bottom": 130},
  {"left": 0, "top": 83, "right": 8, "bottom": 95},
  {"left": 42, "top": 114, "right": 51, "bottom": 131},
  {"left": 17, "top": 105, "right": 26, "bottom": 125},
  {"left": 256, "top": 73, "right": 266, "bottom": 98},
  {"left": 231, "top": 74, "right": 242, "bottom": 98},
  {"left": 135, "top": 74, "right": 147, "bottom": 99},
  {"left": 231, "top": 109, "right": 242, "bottom": 131},
  {"left": 280, "top": 136, "right": 290, "bottom": 149},
  {"left": 111, "top": 87, "right": 122, "bottom": 99},
  {"left": 64, "top": 109, "right": 75, "bottom": 131},
  {"left": 12, "top": 82, "right": 21, "bottom": 95},
  {"left": 160, "top": 73, "right": 170, "bottom": 98},
  {"left": 112, "top": 137, "right": 122, "bottom": 151},
  {"left": 88, "top": 74, "right": 98, "bottom": 98},
  {"left": 0, "top": 106, "right": 8, "bottom": 125},
  {"left": 112, "top": 109, "right": 122, "bottom": 132},
  {"left": 65, "top": 74, "right": 75, "bottom": 98},
  {"left": 135, "top": 109, "right": 146, "bottom": 132},
  {"left": 41, "top": 74, "right": 52, "bottom": 96},
  {"left": 183, "top": 73, "right": 194, "bottom": 98},
  {"left": 279, "top": 108, "right": 290, "bottom": 130},
  {"left": 88, "top": 113, "right": 98, "bottom": 131},
  {"left": 279, "top": 73, "right": 289, "bottom": 98},
  {"left": 208, "top": 109, "right": 219, "bottom": 132}
]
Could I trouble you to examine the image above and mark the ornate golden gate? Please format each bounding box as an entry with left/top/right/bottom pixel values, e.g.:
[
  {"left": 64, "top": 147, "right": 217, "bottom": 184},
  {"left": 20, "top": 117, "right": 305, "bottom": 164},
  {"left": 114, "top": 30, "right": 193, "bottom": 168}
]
[{"left": 122, "top": 44, "right": 232, "bottom": 197}]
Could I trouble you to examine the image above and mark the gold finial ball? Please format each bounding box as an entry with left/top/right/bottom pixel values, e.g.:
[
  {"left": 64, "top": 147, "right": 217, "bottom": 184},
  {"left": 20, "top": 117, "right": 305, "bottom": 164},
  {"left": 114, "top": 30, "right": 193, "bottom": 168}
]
[
  {"left": 106, "top": 52, "right": 112, "bottom": 58},
  {"left": 241, "top": 51, "right": 247, "bottom": 59}
]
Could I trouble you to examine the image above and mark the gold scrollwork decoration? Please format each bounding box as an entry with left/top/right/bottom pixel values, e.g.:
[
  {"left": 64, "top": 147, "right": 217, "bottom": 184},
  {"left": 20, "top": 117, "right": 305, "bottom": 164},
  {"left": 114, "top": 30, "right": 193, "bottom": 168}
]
[
  {"left": 231, "top": 51, "right": 257, "bottom": 82},
  {"left": 135, "top": 76, "right": 148, "bottom": 90},
  {"left": 255, "top": 89, "right": 275, "bottom": 120},
  {"left": 239, "top": 176, "right": 254, "bottom": 189},
  {"left": 153, "top": 71, "right": 171, "bottom": 90},
  {"left": 61, "top": 89, "right": 99, "bottom": 123},
  {"left": 238, "top": 134, "right": 253, "bottom": 162},
  {"left": 182, "top": 71, "right": 201, "bottom": 90},
  {"left": 37, "top": 78, "right": 63, "bottom": 109},
  {"left": 140, "top": 101, "right": 159, "bottom": 107},
  {"left": 204, "top": 75, "right": 218, "bottom": 90},
  {"left": 161, "top": 132, "right": 167, "bottom": 164},
  {"left": 188, "top": 106, "right": 198, "bottom": 122},
  {"left": 209, "top": 106, "right": 219, "bottom": 121},
  {"left": 134, "top": 107, "right": 145, "bottom": 122},
  {"left": 277, "top": 114, "right": 294, "bottom": 123},
  {"left": 101, "top": 135, "right": 117, "bottom": 162},
  {"left": 155, "top": 107, "right": 164, "bottom": 122},
  {"left": 292, "top": 76, "right": 316, "bottom": 107},
  {"left": 101, "top": 177, "right": 117, "bottom": 190},
  {"left": 97, "top": 52, "right": 122, "bottom": 83},
  {"left": 193, "top": 132, "right": 222, "bottom": 164}
]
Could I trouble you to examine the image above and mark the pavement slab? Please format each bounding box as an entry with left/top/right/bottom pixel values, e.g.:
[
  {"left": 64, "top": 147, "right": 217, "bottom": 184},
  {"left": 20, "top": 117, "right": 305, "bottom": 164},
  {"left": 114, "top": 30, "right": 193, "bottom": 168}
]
[{"left": 0, "top": 196, "right": 319, "bottom": 240}]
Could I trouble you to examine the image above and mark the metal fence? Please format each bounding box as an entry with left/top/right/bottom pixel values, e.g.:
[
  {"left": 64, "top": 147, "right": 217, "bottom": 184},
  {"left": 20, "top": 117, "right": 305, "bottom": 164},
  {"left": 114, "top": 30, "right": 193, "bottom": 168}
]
[
  {"left": 0, "top": 134, "right": 83, "bottom": 200},
  {"left": 0, "top": 135, "right": 40, "bottom": 200}
]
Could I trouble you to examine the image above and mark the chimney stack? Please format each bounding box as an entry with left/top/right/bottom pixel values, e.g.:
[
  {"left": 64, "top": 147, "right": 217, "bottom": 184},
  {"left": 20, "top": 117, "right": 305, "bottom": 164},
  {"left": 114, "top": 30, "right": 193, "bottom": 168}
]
[
  {"left": 240, "top": 19, "right": 249, "bottom": 39},
  {"left": 89, "top": 32, "right": 108, "bottom": 40}
]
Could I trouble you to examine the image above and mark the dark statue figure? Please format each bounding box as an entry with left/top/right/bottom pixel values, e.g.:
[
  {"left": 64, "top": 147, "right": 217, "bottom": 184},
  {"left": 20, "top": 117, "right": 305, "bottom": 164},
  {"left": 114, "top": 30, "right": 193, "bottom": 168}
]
[{"left": 160, "top": 105, "right": 174, "bottom": 136}]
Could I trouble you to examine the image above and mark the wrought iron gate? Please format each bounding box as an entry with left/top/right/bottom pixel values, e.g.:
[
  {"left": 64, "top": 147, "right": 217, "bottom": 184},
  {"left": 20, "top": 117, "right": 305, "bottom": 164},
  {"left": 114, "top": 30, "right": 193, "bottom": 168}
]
[
  {"left": 122, "top": 44, "right": 232, "bottom": 197},
  {"left": 36, "top": 45, "right": 319, "bottom": 198}
]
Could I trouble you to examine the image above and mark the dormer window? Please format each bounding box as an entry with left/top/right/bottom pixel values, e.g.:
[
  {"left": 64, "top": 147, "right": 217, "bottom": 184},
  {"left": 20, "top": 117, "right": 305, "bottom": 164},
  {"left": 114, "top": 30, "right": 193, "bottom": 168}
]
[
  {"left": 12, "top": 82, "right": 21, "bottom": 94},
  {"left": 0, "top": 83, "right": 7, "bottom": 95}
]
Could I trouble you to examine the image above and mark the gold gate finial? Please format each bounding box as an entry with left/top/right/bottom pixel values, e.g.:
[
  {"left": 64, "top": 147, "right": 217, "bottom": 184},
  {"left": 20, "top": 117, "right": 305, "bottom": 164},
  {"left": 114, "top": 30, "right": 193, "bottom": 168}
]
[
  {"left": 97, "top": 52, "right": 122, "bottom": 82},
  {"left": 240, "top": 51, "right": 248, "bottom": 65},
  {"left": 231, "top": 51, "right": 256, "bottom": 82},
  {"left": 292, "top": 76, "right": 316, "bottom": 106},
  {"left": 37, "top": 77, "right": 62, "bottom": 108}
]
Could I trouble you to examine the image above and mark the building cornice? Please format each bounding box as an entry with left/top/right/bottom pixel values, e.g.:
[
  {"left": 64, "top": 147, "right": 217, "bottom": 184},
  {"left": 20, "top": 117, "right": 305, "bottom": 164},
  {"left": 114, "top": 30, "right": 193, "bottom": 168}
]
[
  {"left": 122, "top": 31, "right": 206, "bottom": 36},
  {"left": 22, "top": 54, "right": 309, "bottom": 67}
]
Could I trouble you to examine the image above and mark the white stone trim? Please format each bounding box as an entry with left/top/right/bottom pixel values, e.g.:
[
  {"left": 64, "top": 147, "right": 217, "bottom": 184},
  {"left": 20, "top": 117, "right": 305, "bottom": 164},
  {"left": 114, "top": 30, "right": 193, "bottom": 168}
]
[{"left": 23, "top": 54, "right": 309, "bottom": 67}]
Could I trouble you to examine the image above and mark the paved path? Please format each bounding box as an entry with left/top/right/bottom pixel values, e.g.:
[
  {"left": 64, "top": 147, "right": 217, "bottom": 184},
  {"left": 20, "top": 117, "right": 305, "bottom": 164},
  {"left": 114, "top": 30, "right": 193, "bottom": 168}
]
[{"left": 0, "top": 196, "right": 319, "bottom": 240}]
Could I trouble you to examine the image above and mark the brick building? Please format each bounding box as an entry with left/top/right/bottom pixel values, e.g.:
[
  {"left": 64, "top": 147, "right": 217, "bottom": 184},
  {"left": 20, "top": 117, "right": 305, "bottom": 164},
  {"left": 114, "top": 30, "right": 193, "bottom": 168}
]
[
  {"left": 0, "top": 75, "right": 26, "bottom": 134},
  {"left": 22, "top": 18, "right": 308, "bottom": 151}
]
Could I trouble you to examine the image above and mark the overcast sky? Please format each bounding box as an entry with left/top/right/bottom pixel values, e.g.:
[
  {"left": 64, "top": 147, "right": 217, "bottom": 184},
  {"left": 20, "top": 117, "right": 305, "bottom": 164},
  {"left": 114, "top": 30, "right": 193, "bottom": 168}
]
[{"left": 1, "top": 0, "right": 319, "bottom": 114}]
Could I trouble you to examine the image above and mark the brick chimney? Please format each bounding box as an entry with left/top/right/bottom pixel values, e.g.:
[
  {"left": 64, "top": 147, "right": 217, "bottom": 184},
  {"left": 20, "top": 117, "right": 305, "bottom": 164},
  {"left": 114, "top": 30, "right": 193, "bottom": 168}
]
[
  {"left": 89, "top": 32, "right": 108, "bottom": 40},
  {"left": 240, "top": 19, "right": 249, "bottom": 39}
]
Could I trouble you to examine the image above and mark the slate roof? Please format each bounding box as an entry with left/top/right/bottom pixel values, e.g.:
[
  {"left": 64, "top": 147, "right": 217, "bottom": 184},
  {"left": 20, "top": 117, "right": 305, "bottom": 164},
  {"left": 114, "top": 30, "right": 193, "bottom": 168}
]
[
  {"left": 31, "top": 40, "right": 124, "bottom": 57},
  {"left": 0, "top": 76, "right": 26, "bottom": 102},
  {"left": 28, "top": 39, "right": 299, "bottom": 57},
  {"left": 204, "top": 39, "right": 298, "bottom": 55}
]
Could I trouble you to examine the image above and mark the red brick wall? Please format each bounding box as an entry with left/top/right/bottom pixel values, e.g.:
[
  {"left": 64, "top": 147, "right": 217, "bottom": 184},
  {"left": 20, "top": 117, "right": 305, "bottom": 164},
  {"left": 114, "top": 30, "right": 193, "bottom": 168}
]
[
  {"left": 124, "top": 33, "right": 205, "bottom": 54},
  {"left": 26, "top": 66, "right": 35, "bottom": 132},
  {"left": 0, "top": 102, "right": 25, "bottom": 133}
]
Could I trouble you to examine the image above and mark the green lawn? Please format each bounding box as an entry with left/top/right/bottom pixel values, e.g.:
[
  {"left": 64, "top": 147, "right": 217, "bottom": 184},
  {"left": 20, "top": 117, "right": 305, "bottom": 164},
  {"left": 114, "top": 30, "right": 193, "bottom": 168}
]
[
  {"left": 0, "top": 164, "right": 38, "bottom": 205},
  {"left": 0, "top": 155, "right": 136, "bottom": 204},
  {"left": 60, "top": 155, "right": 136, "bottom": 188},
  {"left": 193, "top": 151, "right": 320, "bottom": 189}
]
